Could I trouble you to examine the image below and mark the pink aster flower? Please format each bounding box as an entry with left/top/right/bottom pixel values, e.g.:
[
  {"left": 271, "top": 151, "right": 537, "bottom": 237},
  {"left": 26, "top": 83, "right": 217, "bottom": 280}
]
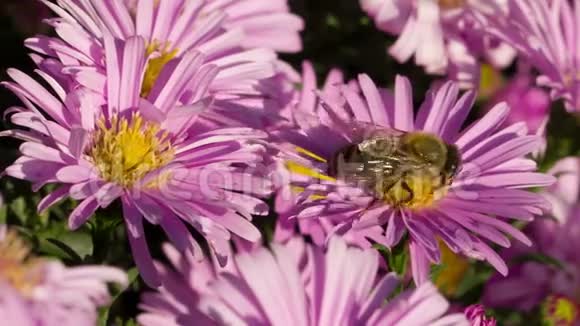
[
  {"left": 27, "top": 0, "right": 279, "bottom": 104},
  {"left": 201, "top": 0, "right": 304, "bottom": 53},
  {"left": 3, "top": 36, "right": 271, "bottom": 287},
  {"left": 483, "top": 68, "right": 550, "bottom": 159},
  {"left": 360, "top": 0, "right": 515, "bottom": 87},
  {"left": 541, "top": 295, "right": 580, "bottom": 326},
  {"left": 195, "top": 60, "right": 306, "bottom": 132},
  {"left": 138, "top": 236, "right": 468, "bottom": 326},
  {"left": 276, "top": 74, "right": 553, "bottom": 285},
  {"left": 464, "top": 304, "right": 497, "bottom": 326},
  {"left": 0, "top": 225, "right": 127, "bottom": 326},
  {"left": 271, "top": 61, "right": 390, "bottom": 248},
  {"left": 483, "top": 157, "right": 580, "bottom": 311},
  {"left": 485, "top": 70, "right": 550, "bottom": 134},
  {"left": 541, "top": 157, "right": 580, "bottom": 223},
  {"left": 478, "top": 0, "right": 580, "bottom": 111}
]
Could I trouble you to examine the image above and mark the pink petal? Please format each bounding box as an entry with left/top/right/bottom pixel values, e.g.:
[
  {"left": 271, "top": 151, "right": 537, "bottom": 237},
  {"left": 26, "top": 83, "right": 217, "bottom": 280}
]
[
  {"left": 68, "top": 196, "right": 98, "bottom": 229},
  {"left": 38, "top": 186, "right": 71, "bottom": 212},
  {"left": 359, "top": 74, "right": 389, "bottom": 126},
  {"left": 393, "top": 75, "right": 414, "bottom": 131},
  {"left": 56, "top": 165, "right": 95, "bottom": 183},
  {"left": 409, "top": 240, "right": 430, "bottom": 285}
]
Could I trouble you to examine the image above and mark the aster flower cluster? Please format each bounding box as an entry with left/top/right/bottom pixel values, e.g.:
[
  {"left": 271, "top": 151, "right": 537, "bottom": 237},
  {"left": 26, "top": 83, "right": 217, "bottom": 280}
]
[
  {"left": 360, "top": 0, "right": 516, "bottom": 87},
  {"left": 476, "top": 0, "right": 580, "bottom": 112},
  {"left": 0, "top": 225, "right": 127, "bottom": 325},
  {"left": 139, "top": 236, "right": 467, "bottom": 326},
  {"left": 484, "top": 158, "right": 580, "bottom": 318},
  {"left": 0, "top": 0, "right": 578, "bottom": 325}
]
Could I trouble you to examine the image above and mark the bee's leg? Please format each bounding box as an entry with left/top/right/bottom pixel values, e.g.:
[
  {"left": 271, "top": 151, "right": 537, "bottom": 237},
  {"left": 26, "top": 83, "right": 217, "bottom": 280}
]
[
  {"left": 378, "top": 177, "right": 399, "bottom": 198},
  {"left": 440, "top": 174, "right": 446, "bottom": 187},
  {"left": 437, "top": 174, "right": 453, "bottom": 189},
  {"left": 401, "top": 181, "right": 414, "bottom": 203}
]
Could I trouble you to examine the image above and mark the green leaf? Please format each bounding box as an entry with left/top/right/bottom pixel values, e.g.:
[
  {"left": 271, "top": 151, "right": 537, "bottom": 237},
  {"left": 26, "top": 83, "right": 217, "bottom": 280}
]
[
  {"left": 124, "top": 268, "right": 140, "bottom": 289},
  {"left": 9, "top": 196, "right": 28, "bottom": 224},
  {"left": 44, "top": 238, "right": 83, "bottom": 262},
  {"left": 124, "top": 319, "right": 138, "bottom": 326},
  {"left": 454, "top": 265, "right": 493, "bottom": 298},
  {"left": 0, "top": 203, "right": 7, "bottom": 224},
  {"left": 36, "top": 226, "right": 93, "bottom": 261},
  {"left": 429, "top": 263, "right": 446, "bottom": 282},
  {"left": 513, "top": 253, "right": 565, "bottom": 270},
  {"left": 99, "top": 267, "right": 139, "bottom": 326},
  {"left": 325, "top": 14, "right": 340, "bottom": 28},
  {"left": 380, "top": 241, "right": 408, "bottom": 277},
  {"left": 541, "top": 105, "right": 580, "bottom": 171}
]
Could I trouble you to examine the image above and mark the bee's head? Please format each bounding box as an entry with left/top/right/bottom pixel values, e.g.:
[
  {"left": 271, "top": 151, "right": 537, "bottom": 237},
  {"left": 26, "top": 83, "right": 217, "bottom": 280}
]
[{"left": 401, "top": 132, "right": 448, "bottom": 168}]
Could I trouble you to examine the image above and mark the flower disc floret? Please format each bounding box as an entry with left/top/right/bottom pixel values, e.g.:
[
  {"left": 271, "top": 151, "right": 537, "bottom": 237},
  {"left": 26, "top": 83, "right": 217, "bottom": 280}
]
[{"left": 89, "top": 113, "right": 174, "bottom": 188}]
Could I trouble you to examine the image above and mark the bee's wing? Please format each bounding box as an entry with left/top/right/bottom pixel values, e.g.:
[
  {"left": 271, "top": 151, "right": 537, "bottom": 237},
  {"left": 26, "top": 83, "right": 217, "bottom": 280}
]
[
  {"left": 347, "top": 121, "right": 407, "bottom": 141},
  {"left": 368, "top": 155, "right": 431, "bottom": 179},
  {"left": 336, "top": 153, "right": 402, "bottom": 185}
]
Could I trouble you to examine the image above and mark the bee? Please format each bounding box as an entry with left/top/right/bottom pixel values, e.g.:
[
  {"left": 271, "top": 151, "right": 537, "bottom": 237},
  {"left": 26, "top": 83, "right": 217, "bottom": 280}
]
[{"left": 328, "top": 126, "right": 461, "bottom": 208}]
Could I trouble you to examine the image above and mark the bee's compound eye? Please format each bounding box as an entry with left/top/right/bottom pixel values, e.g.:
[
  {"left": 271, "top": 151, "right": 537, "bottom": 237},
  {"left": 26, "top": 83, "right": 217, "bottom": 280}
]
[{"left": 403, "top": 133, "right": 447, "bottom": 167}]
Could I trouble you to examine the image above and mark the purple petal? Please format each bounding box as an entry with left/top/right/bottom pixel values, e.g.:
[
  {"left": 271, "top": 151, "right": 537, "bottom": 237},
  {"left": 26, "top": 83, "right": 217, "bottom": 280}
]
[
  {"left": 56, "top": 164, "right": 95, "bottom": 183},
  {"left": 409, "top": 240, "right": 431, "bottom": 285},
  {"left": 68, "top": 196, "right": 98, "bottom": 230}
]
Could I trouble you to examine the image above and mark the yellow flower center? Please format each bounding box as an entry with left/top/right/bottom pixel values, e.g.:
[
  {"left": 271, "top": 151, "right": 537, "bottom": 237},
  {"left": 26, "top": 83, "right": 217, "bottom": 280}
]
[
  {"left": 0, "top": 230, "right": 43, "bottom": 297},
  {"left": 89, "top": 113, "right": 174, "bottom": 188},
  {"left": 478, "top": 64, "right": 504, "bottom": 99},
  {"left": 434, "top": 241, "right": 470, "bottom": 296},
  {"left": 438, "top": 0, "right": 466, "bottom": 10},
  {"left": 542, "top": 295, "right": 579, "bottom": 326},
  {"left": 562, "top": 69, "right": 580, "bottom": 89},
  {"left": 141, "top": 41, "right": 179, "bottom": 97}
]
